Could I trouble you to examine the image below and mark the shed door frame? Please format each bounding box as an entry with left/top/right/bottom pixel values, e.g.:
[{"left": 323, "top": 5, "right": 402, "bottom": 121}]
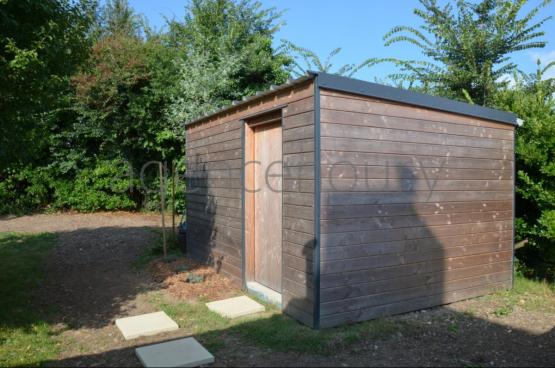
[{"left": 243, "top": 109, "right": 283, "bottom": 293}]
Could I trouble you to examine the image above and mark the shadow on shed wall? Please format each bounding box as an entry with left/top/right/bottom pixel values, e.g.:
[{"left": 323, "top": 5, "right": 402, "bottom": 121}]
[{"left": 185, "top": 154, "right": 223, "bottom": 274}]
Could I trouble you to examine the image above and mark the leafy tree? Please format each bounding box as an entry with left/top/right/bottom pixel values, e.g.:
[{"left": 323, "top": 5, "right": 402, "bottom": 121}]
[
  {"left": 100, "top": 0, "right": 143, "bottom": 38},
  {"left": 364, "top": 0, "right": 552, "bottom": 106},
  {"left": 0, "top": 0, "right": 293, "bottom": 214},
  {"left": 166, "top": 0, "right": 290, "bottom": 130},
  {"left": 0, "top": 0, "right": 96, "bottom": 171},
  {"left": 495, "top": 61, "right": 555, "bottom": 280},
  {"left": 69, "top": 36, "right": 173, "bottom": 164},
  {"left": 45, "top": 0, "right": 181, "bottom": 211},
  {"left": 60, "top": 1, "right": 182, "bottom": 175},
  {"left": 279, "top": 40, "right": 358, "bottom": 77},
  {"left": 0, "top": 166, "right": 54, "bottom": 214}
]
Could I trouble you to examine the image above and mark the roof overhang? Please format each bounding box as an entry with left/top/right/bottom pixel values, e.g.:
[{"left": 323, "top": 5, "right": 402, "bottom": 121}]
[
  {"left": 315, "top": 72, "right": 517, "bottom": 126},
  {"left": 184, "top": 73, "right": 316, "bottom": 127}
]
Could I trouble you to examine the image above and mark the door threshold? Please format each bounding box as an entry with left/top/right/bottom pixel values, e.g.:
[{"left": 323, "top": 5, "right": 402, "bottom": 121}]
[{"left": 246, "top": 282, "right": 282, "bottom": 307}]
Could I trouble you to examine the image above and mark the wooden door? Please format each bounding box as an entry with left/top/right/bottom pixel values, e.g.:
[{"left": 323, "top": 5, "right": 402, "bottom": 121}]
[{"left": 253, "top": 122, "right": 282, "bottom": 291}]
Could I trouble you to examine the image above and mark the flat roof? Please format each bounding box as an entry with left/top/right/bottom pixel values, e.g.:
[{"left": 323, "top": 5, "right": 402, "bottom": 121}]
[{"left": 185, "top": 71, "right": 517, "bottom": 127}]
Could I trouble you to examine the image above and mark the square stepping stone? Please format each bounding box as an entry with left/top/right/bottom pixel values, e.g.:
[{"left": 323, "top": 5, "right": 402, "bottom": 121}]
[
  {"left": 135, "top": 337, "right": 215, "bottom": 367},
  {"left": 116, "top": 311, "right": 179, "bottom": 340},
  {"left": 206, "top": 295, "right": 265, "bottom": 319}
]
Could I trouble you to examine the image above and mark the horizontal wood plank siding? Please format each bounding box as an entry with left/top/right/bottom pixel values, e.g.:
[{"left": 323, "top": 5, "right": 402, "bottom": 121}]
[
  {"left": 185, "top": 81, "right": 314, "bottom": 299},
  {"left": 281, "top": 100, "right": 315, "bottom": 326},
  {"left": 185, "top": 118, "right": 243, "bottom": 285},
  {"left": 319, "top": 88, "right": 514, "bottom": 327}
]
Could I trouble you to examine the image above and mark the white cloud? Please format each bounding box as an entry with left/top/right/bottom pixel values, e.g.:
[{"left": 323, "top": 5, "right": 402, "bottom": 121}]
[{"left": 530, "top": 50, "right": 555, "bottom": 79}]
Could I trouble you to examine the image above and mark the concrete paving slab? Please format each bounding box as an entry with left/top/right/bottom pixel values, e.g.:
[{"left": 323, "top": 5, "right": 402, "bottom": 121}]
[
  {"left": 116, "top": 311, "right": 179, "bottom": 340},
  {"left": 135, "top": 337, "right": 215, "bottom": 367},
  {"left": 206, "top": 295, "right": 265, "bottom": 319}
]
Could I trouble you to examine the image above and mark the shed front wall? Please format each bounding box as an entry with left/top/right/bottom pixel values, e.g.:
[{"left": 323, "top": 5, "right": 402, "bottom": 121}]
[
  {"left": 318, "top": 88, "right": 514, "bottom": 328},
  {"left": 185, "top": 80, "right": 316, "bottom": 326}
]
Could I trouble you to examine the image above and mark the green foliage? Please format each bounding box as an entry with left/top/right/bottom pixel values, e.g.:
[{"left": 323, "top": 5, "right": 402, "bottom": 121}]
[
  {"left": 68, "top": 32, "right": 180, "bottom": 168},
  {"left": 494, "top": 61, "right": 555, "bottom": 280},
  {"left": 1, "top": 0, "right": 290, "bottom": 215},
  {"left": 100, "top": 0, "right": 144, "bottom": 38},
  {"left": 0, "top": 167, "right": 54, "bottom": 215},
  {"left": 363, "top": 0, "right": 552, "bottom": 105},
  {"left": 0, "top": 159, "right": 139, "bottom": 215},
  {"left": 0, "top": 0, "right": 96, "bottom": 170},
  {"left": 279, "top": 40, "right": 358, "bottom": 77},
  {"left": 493, "top": 304, "right": 513, "bottom": 317},
  {"left": 1, "top": 0, "right": 188, "bottom": 214},
  {"left": 52, "top": 159, "right": 137, "bottom": 212},
  {"left": 166, "top": 0, "right": 290, "bottom": 130}
]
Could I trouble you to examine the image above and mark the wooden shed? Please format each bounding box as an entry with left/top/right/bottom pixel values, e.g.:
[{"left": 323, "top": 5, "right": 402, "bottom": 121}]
[{"left": 185, "top": 72, "right": 516, "bottom": 329}]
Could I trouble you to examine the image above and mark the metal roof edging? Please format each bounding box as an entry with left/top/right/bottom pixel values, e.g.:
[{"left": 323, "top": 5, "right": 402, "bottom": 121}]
[{"left": 313, "top": 71, "right": 517, "bottom": 126}]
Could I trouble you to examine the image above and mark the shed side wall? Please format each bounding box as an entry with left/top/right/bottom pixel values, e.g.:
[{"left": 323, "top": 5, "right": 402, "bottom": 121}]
[
  {"left": 318, "top": 88, "right": 514, "bottom": 328},
  {"left": 185, "top": 80, "right": 315, "bottom": 325},
  {"left": 186, "top": 117, "right": 243, "bottom": 284}
]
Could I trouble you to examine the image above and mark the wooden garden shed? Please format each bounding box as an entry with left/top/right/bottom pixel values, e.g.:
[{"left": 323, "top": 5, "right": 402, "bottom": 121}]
[{"left": 185, "top": 72, "right": 516, "bottom": 329}]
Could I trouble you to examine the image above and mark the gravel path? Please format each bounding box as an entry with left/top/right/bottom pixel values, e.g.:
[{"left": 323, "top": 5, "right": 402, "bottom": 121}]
[{"left": 0, "top": 212, "right": 161, "bottom": 233}]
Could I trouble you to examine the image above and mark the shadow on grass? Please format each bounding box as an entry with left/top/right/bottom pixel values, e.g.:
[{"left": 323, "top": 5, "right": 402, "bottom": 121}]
[
  {"left": 0, "top": 225, "right": 172, "bottom": 365},
  {"left": 0, "top": 233, "right": 60, "bottom": 366}
]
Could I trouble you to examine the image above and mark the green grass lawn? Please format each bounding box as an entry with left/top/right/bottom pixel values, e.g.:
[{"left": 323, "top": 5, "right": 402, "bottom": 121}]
[
  {"left": 0, "top": 232, "right": 59, "bottom": 367},
  {"left": 149, "top": 292, "right": 418, "bottom": 355},
  {"left": 489, "top": 274, "right": 555, "bottom": 317}
]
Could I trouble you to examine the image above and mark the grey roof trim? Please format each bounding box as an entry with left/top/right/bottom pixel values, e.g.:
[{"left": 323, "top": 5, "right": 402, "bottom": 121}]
[
  {"left": 184, "top": 73, "right": 316, "bottom": 127},
  {"left": 314, "top": 71, "right": 517, "bottom": 125}
]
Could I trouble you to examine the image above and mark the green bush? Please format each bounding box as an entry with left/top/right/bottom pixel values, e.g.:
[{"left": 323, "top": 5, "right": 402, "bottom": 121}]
[
  {"left": 495, "top": 64, "right": 555, "bottom": 281},
  {"left": 53, "top": 159, "right": 138, "bottom": 212},
  {"left": 0, "top": 159, "right": 142, "bottom": 215},
  {"left": 0, "top": 159, "right": 186, "bottom": 215},
  {"left": 0, "top": 167, "right": 53, "bottom": 215}
]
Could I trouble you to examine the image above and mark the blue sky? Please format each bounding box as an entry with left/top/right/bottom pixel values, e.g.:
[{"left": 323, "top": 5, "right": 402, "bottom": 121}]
[{"left": 128, "top": 0, "right": 555, "bottom": 81}]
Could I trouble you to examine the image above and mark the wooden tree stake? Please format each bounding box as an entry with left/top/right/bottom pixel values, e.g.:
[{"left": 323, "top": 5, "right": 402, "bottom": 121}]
[
  {"left": 171, "top": 160, "right": 176, "bottom": 235},
  {"left": 159, "top": 162, "right": 167, "bottom": 258}
]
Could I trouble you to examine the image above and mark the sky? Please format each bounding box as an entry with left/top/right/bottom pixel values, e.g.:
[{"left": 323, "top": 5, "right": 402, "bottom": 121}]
[{"left": 127, "top": 0, "right": 555, "bottom": 81}]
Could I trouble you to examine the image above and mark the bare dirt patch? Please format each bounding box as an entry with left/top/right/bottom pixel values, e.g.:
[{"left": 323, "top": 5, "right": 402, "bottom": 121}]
[{"left": 148, "top": 258, "right": 239, "bottom": 302}]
